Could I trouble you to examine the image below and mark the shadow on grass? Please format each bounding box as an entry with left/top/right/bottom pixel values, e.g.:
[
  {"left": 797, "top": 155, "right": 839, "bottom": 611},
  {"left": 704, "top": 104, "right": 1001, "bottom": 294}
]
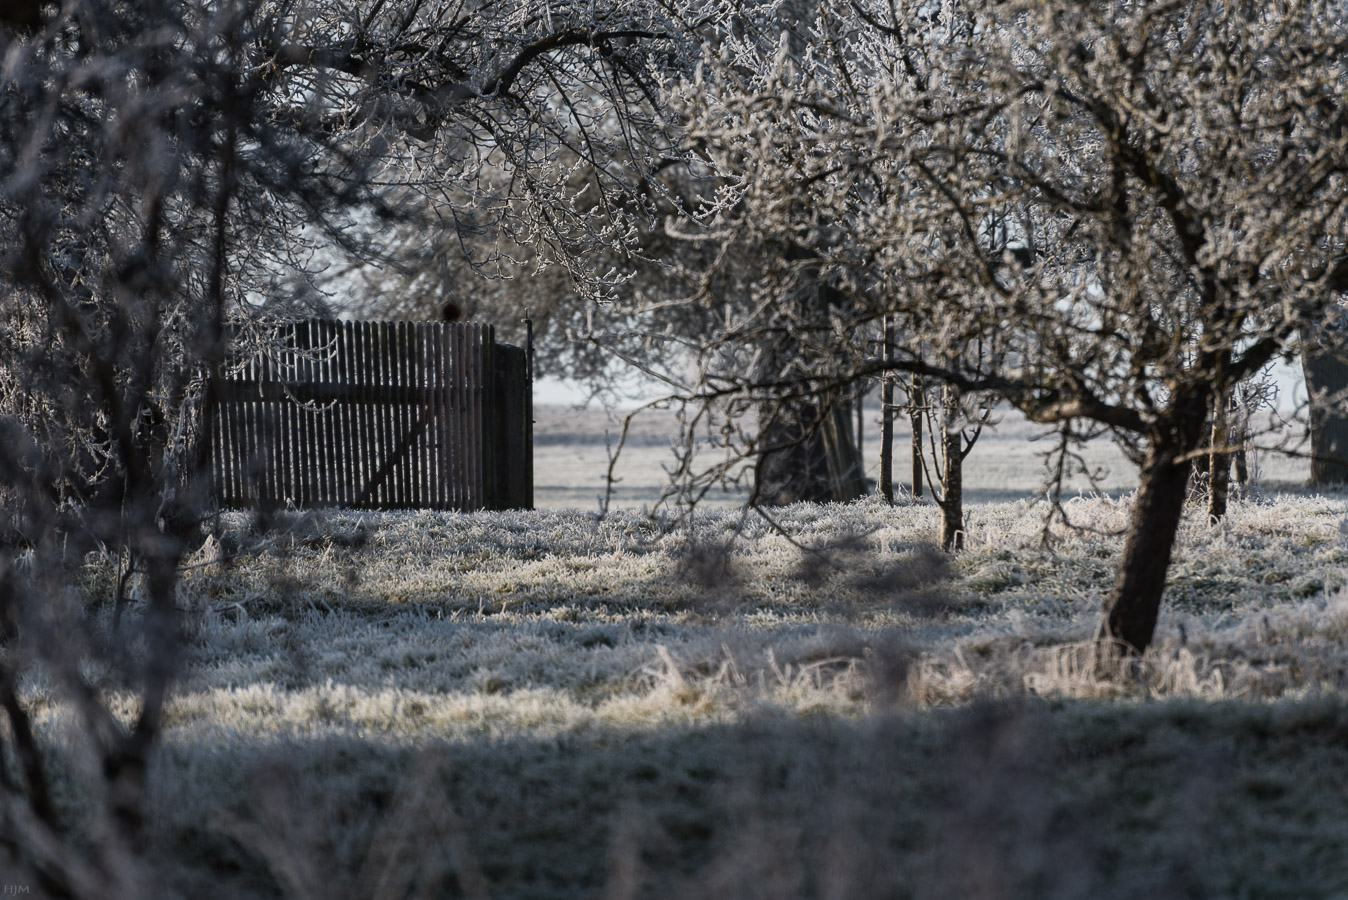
[{"left": 146, "top": 697, "right": 1348, "bottom": 900}]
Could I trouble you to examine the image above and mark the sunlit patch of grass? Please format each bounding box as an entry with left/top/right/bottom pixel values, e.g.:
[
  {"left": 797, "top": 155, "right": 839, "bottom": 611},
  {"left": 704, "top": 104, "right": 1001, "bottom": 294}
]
[{"left": 29, "top": 492, "right": 1348, "bottom": 897}]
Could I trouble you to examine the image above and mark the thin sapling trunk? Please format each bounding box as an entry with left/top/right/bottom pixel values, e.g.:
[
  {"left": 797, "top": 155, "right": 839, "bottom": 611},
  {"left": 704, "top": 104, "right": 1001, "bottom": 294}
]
[
  {"left": 910, "top": 373, "right": 924, "bottom": 500},
  {"left": 879, "top": 317, "right": 895, "bottom": 503},
  {"left": 1209, "top": 395, "right": 1231, "bottom": 523}
]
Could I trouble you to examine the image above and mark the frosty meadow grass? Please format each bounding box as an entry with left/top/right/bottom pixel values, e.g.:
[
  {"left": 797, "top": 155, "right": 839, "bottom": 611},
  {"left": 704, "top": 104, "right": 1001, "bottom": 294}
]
[{"left": 15, "top": 494, "right": 1347, "bottom": 897}]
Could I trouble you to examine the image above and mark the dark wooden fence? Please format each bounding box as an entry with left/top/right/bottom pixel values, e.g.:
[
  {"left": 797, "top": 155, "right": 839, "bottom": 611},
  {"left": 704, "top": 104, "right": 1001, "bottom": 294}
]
[{"left": 211, "top": 320, "right": 532, "bottom": 511}]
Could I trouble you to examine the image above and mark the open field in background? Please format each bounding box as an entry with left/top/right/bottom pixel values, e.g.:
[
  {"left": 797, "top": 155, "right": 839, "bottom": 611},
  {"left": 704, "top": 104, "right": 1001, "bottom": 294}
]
[
  {"left": 35, "top": 495, "right": 1348, "bottom": 897},
  {"left": 534, "top": 403, "right": 1313, "bottom": 510}
]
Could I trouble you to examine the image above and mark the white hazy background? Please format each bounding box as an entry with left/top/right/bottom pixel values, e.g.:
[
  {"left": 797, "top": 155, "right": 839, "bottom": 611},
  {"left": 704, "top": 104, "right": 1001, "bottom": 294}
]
[{"left": 532, "top": 360, "right": 1311, "bottom": 511}]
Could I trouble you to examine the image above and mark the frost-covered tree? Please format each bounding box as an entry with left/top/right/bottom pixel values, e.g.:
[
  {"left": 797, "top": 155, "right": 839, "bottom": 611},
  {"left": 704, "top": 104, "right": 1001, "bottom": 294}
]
[
  {"left": 320, "top": 0, "right": 717, "bottom": 389},
  {"left": 1, "top": 4, "right": 292, "bottom": 891},
  {"left": 644, "top": 0, "right": 1348, "bottom": 655},
  {"left": 0, "top": 0, "right": 716, "bottom": 891}
]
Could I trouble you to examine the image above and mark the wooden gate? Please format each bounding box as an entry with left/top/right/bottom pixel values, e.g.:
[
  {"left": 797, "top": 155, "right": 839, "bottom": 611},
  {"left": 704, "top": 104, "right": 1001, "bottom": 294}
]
[{"left": 211, "top": 320, "right": 532, "bottom": 511}]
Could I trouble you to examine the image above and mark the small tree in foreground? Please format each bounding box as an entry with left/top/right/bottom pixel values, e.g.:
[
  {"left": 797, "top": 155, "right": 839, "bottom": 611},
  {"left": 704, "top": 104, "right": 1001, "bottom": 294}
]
[{"left": 642, "top": 0, "right": 1348, "bottom": 655}]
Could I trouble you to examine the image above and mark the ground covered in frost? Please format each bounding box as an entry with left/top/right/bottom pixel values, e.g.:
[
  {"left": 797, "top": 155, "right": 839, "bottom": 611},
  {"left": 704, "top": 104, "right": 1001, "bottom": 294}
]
[{"left": 46, "top": 492, "right": 1348, "bottom": 897}]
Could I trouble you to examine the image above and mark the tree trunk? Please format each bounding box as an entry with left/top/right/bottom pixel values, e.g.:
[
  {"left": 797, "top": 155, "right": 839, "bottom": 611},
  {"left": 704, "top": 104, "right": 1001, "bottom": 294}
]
[
  {"left": 755, "top": 392, "right": 864, "bottom": 505},
  {"left": 879, "top": 317, "right": 895, "bottom": 504},
  {"left": 910, "top": 374, "right": 924, "bottom": 500},
  {"left": 821, "top": 397, "right": 866, "bottom": 500},
  {"left": 1097, "top": 447, "right": 1191, "bottom": 656},
  {"left": 938, "top": 412, "right": 964, "bottom": 551},
  {"left": 855, "top": 380, "right": 864, "bottom": 466},
  {"left": 1301, "top": 324, "right": 1348, "bottom": 485},
  {"left": 1232, "top": 393, "right": 1249, "bottom": 484},
  {"left": 1208, "top": 396, "right": 1231, "bottom": 523},
  {"left": 752, "top": 255, "right": 865, "bottom": 505}
]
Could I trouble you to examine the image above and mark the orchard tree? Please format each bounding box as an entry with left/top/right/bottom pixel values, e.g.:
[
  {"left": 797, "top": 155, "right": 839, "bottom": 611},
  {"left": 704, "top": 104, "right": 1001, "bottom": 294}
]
[
  {"left": 650, "top": 0, "right": 1348, "bottom": 655},
  {"left": 0, "top": 0, "right": 716, "bottom": 891},
  {"left": 321, "top": 0, "right": 718, "bottom": 396},
  {"left": 346, "top": 0, "right": 877, "bottom": 503}
]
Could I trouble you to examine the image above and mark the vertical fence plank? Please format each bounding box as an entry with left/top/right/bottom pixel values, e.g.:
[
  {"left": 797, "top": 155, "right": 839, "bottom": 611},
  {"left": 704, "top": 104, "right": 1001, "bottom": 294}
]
[
  {"left": 411, "top": 321, "right": 425, "bottom": 510},
  {"left": 380, "top": 320, "right": 392, "bottom": 508},
  {"left": 253, "top": 341, "right": 265, "bottom": 505},
  {"left": 312, "top": 319, "right": 326, "bottom": 506},
  {"left": 393, "top": 319, "right": 401, "bottom": 509},
  {"left": 457, "top": 323, "right": 469, "bottom": 510},
  {"left": 479, "top": 323, "right": 490, "bottom": 506},
  {"left": 478, "top": 324, "right": 489, "bottom": 508},
  {"left": 317, "top": 319, "right": 328, "bottom": 508},
  {"left": 359, "top": 320, "right": 373, "bottom": 508},
  {"left": 439, "top": 323, "right": 455, "bottom": 509},
  {"left": 353, "top": 322, "right": 369, "bottom": 506},
  {"left": 267, "top": 340, "right": 282, "bottom": 506},
  {"left": 327, "top": 321, "right": 340, "bottom": 507},
  {"left": 326, "top": 321, "right": 339, "bottom": 508},
  {"left": 225, "top": 369, "right": 239, "bottom": 506},
  {"left": 412, "top": 322, "right": 425, "bottom": 509},
  {"left": 285, "top": 324, "right": 298, "bottom": 508},
  {"left": 393, "top": 322, "right": 407, "bottom": 506},
  {"left": 429, "top": 322, "right": 441, "bottom": 509},
  {"left": 444, "top": 324, "right": 456, "bottom": 510},
  {"left": 454, "top": 323, "right": 467, "bottom": 510},
  {"left": 246, "top": 342, "right": 262, "bottom": 506},
  {"left": 322, "top": 320, "right": 337, "bottom": 506},
  {"left": 469, "top": 323, "right": 479, "bottom": 509},
  {"left": 415, "top": 322, "right": 425, "bottom": 506},
  {"left": 385, "top": 319, "right": 401, "bottom": 509},
  {"left": 428, "top": 323, "right": 441, "bottom": 510},
  {"left": 364, "top": 322, "right": 380, "bottom": 508},
  {"left": 288, "top": 323, "right": 301, "bottom": 506},
  {"left": 302, "top": 318, "right": 317, "bottom": 506},
  {"left": 339, "top": 322, "right": 355, "bottom": 509},
  {"left": 362, "top": 321, "right": 378, "bottom": 508},
  {"left": 241, "top": 343, "right": 255, "bottom": 506},
  {"left": 361, "top": 322, "right": 375, "bottom": 508},
  {"left": 251, "top": 343, "right": 264, "bottom": 506},
  {"left": 351, "top": 321, "right": 364, "bottom": 508},
  {"left": 465, "top": 324, "right": 478, "bottom": 509},
  {"left": 215, "top": 365, "right": 229, "bottom": 506},
  {"left": 414, "top": 321, "right": 427, "bottom": 509},
  {"left": 276, "top": 325, "right": 289, "bottom": 505},
  {"left": 308, "top": 322, "right": 320, "bottom": 506},
  {"left": 217, "top": 363, "right": 232, "bottom": 506},
  {"left": 337, "top": 322, "right": 353, "bottom": 508},
  {"left": 520, "top": 323, "right": 531, "bottom": 509},
  {"left": 294, "top": 320, "right": 309, "bottom": 506}
]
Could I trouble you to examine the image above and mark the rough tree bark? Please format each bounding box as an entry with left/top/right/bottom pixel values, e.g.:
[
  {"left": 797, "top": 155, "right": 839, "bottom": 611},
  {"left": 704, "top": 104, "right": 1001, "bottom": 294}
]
[
  {"left": 1097, "top": 449, "right": 1191, "bottom": 655},
  {"left": 753, "top": 254, "right": 867, "bottom": 505},
  {"left": 1301, "top": 324, "right": 1348, "bottom": 485},
  {"left": 1098, "top": 396, "right": 1210, "bottom": 655},
  {"left": 755, "top": 392, "right": 864, "bottom": 504}
]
